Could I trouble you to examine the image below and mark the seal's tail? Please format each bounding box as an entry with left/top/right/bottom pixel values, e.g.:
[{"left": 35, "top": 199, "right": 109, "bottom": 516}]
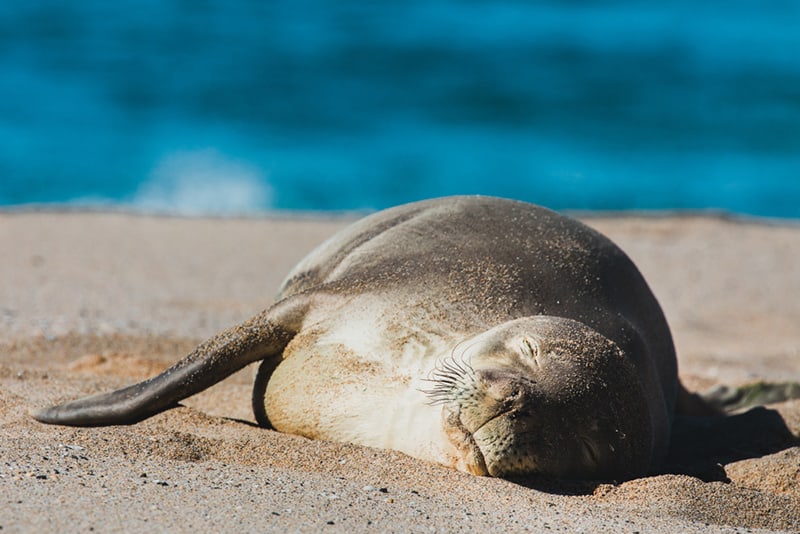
[{"left": 33, "top": 303, "right": 301, "bottom": 427}]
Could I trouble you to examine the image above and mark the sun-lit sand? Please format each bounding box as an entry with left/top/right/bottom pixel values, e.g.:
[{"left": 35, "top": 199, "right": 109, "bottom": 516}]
[{"left": 1, "top": 210, "right": 798, "bottom": 532}]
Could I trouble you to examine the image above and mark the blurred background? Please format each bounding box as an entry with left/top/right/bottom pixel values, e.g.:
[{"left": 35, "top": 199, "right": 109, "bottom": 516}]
[{"left": 1, "top": 1, "right": 798, "bottom": 217}]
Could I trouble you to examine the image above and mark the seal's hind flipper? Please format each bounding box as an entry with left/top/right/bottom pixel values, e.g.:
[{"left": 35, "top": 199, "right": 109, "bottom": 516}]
[
  {"left": 700, "top": 381, "right": 800, "bottom": 413},
  {"left": 33, "top": 299, "right": 306, "bottom": 427},
  {"left": 676, "top": 381, "right": 800, "bottom": 417}
]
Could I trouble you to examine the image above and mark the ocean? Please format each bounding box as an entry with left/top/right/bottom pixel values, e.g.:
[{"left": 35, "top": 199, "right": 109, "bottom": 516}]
[{"left": 1, "top": 1, "right": 799, "bottom": 217}]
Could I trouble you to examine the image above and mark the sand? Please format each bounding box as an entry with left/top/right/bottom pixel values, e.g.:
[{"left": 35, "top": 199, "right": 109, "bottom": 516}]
[{"left": 1, "top": 209, "right": 799, "bottom": 533}]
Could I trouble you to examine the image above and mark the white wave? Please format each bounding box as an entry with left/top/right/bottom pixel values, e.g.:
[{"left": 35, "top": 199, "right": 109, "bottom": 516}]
[{"left": 134, "top": 149, "right": 272, "bottom": 216}]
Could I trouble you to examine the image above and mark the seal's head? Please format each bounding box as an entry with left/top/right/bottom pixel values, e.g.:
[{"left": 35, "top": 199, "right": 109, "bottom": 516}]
[{"left": 426, "top": 316, "right": 654, "bottom": 480}]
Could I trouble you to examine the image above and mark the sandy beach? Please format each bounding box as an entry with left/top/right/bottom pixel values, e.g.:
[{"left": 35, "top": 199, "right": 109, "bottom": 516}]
[{"left": 1, "top": 209, "right": 799, "bottom": 533}]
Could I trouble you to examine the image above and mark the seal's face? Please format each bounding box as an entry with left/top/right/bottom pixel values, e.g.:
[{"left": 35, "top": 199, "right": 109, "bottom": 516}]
[{"left": 426, "top": 317, "right": 654, "bottom": 480}]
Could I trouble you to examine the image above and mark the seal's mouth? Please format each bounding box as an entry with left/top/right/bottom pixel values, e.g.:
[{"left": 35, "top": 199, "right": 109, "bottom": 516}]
[
  {"left": 425, "top": 359, "right": 509, "bottom": 476},
  {"left": 466, "top": 406, "right": 521, "bottom": 477},
  {"left": 423, "top": 357, "right": 537, "bottom": 476},
  {"left": 475, "top": 404, "right": 513, "bottom": 432},
  {"left": 471, "top": 407, "right": 545, "bottom": 478},
  {"left": 440, "top": 403, "right": 491, "bottom": 476}
]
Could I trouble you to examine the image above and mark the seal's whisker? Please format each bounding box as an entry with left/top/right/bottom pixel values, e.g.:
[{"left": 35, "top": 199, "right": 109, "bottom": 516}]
[
  {"left": 451, "top": 338, "right": 481, "bottom": 369},
  {"left": 419, "top": 345, "right": 479, "bottom": 405}
]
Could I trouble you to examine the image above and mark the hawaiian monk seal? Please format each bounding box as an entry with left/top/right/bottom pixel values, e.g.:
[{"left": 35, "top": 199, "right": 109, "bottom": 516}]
[{"left": 34, "top": 196, "right": 678, "bottom": 480}]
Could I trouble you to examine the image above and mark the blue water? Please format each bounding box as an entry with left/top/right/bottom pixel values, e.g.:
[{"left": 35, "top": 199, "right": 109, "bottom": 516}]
[{"left": 2, "top": 1, "right": 799, "bottom": 217}]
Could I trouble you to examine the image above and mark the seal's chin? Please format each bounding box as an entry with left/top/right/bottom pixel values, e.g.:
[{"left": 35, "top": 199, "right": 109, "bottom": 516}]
[
  {"left": 443, "top": 404, "right": 549, "bottom": 479},
  {"left": 461, "top": 430, "right": 491, "bottom": 476},
  {"left": 441, "top": 403, "right": 490, "bottom": 476},
  {"left": 442, "top": 398, "right": 539, "bottom": 478}
]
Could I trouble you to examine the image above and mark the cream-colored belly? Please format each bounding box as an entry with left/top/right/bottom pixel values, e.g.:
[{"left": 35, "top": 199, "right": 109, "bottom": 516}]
[{"left": 263, "top": 314, "right": 462, "bottom": 469}]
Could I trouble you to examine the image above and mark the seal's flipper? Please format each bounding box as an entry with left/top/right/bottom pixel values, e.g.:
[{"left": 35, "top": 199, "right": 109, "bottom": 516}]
[
  {"left": 675, "top": 381, "right": 800, "bottom": 417},
  {"left": 34, "top": 298, "right": 306, "bottom": 427},
  {"left": 700, "top": 381, "right": 800, "bottom": 413}
]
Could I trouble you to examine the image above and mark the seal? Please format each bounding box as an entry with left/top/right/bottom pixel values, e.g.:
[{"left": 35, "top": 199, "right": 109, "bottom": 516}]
[{"left": 34, "top": 196, "right": 678, "bottom": 480}]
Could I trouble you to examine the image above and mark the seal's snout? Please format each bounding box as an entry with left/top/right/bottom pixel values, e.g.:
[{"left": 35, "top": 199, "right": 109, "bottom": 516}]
[
  {"left": 435, "top": 316, "right": 659, "bottom": 479},
  {"left": 450, "top": 367, "right": 536, "bottom": 435},
  {"left": 474, "top": 369, "right": 526, "bottom": 407}
]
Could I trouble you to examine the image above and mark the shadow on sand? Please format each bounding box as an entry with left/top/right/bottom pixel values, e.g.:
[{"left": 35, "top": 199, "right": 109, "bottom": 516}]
[
  {"left": 665, "top": 406, "right": 798, "bottom": 482},
  {"left": 508, "top": 387, "right": 799, "bottom": 495}
]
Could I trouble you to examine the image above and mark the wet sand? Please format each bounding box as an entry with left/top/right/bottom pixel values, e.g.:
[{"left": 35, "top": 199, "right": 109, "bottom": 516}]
[{"left": 1, "top": 210, "right": 799, "bottom": 532}]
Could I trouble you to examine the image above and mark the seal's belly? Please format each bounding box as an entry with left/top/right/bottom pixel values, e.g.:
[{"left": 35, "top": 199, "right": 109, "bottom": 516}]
[{"left": 264, "top": 320, "right": 460, "bottom": 468}]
